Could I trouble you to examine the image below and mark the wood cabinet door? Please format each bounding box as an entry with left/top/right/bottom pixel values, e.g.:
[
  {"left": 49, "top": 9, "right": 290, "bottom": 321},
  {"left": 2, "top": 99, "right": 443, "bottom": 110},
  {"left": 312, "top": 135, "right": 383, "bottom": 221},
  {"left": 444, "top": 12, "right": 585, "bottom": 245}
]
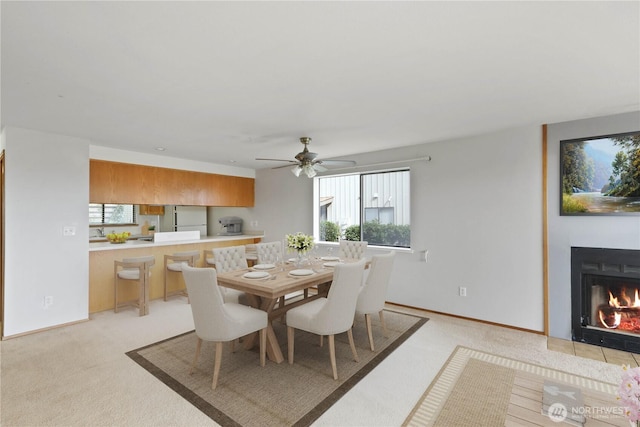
[{"left": 139, "top": 205, "right": 165, "bottom": 215}]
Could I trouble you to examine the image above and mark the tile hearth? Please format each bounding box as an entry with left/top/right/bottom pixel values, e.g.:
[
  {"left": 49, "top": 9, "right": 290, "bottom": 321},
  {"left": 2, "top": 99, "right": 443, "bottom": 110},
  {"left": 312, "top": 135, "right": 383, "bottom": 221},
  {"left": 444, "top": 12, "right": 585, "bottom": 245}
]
[{"left": 548, "top": 336, "right": 640, "bottom": 366}]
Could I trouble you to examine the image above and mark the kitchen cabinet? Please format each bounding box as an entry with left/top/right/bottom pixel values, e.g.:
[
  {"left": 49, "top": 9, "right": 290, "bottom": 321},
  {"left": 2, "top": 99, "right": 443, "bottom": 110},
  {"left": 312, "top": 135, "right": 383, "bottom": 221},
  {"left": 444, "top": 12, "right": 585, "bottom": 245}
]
[
  {"left": 90, "top": 160, "right": 255, "bottom": 206},
  {"left": 139, "top": 205, "right": 165, "bottom": 215}
]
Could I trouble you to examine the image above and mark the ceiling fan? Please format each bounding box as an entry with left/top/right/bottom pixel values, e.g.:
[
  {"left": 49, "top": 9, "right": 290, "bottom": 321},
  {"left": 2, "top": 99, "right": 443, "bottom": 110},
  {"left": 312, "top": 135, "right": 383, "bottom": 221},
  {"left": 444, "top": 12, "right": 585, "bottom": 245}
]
[{"left": 256, "top": 137, "right": 357, "bottom": 178}]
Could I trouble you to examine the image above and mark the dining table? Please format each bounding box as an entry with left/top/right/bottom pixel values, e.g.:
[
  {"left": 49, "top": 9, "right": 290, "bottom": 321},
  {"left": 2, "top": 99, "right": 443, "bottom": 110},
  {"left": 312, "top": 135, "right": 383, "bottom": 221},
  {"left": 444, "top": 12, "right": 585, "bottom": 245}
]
[{"left": 216, "top": 257, "right": 366, "bottom": 363}]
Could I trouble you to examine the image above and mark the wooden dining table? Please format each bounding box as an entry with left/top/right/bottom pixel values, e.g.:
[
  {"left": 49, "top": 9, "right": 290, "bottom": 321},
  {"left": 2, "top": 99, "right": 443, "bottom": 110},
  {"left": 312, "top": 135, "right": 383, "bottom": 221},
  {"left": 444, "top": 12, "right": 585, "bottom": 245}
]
[{"left": 216, "top": 259, "right": 363, "bottom": 363}]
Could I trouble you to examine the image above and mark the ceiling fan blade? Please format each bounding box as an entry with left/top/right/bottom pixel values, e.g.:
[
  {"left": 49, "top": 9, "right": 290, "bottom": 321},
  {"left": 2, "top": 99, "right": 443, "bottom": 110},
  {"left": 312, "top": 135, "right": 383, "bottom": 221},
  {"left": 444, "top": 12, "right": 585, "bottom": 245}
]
[
  {"left": 271, "top": 163, "right": 300, "bottom": 170},
  {"left": 313, "top": 163, "right": 328, "bottom": 172},
  {"left": 317, "top": 159, "right": 357, "bottom": 167},
  {"left": 255, "top": 158, "right": 298, "bottom": 164}
]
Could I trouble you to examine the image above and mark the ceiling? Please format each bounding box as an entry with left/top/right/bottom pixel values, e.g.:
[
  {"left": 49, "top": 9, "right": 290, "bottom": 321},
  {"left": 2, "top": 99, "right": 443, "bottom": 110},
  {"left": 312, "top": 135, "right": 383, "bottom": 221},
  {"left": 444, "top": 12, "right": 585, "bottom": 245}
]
[{"left": 2, "top": 1, "right": 639, "bottom": 170}]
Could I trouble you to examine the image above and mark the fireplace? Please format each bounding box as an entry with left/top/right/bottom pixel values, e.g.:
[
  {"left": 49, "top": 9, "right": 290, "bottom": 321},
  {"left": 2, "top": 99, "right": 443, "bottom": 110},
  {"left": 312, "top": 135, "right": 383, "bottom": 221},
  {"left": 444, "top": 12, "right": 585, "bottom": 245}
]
[{"left": 572, "top": 247, "right": 640, "bottom": 352}]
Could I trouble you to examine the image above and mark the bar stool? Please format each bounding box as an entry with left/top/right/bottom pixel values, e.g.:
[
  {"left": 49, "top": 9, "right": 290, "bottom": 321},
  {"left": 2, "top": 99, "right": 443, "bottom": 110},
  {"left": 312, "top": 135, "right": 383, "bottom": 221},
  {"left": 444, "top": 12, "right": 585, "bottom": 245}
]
[
  {"left": 114, "top": 255, "right": 155, "bottom": 316},
  {"left": 204, "top": 249, "right": 216, "bottom": 268},
  {"left": 164, "top": 250, "right": 200, "bottom": 302}
]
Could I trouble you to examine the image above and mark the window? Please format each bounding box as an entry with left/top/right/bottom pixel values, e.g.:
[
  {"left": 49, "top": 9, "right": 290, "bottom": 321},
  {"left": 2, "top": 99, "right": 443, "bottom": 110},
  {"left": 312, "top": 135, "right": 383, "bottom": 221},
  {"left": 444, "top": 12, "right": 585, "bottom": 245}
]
[
  {"left": 316, "top": 169, "right": 410, "bottom": 248},
  {"left": 89, "top": 204, "right": 136, "bottom": 225}
]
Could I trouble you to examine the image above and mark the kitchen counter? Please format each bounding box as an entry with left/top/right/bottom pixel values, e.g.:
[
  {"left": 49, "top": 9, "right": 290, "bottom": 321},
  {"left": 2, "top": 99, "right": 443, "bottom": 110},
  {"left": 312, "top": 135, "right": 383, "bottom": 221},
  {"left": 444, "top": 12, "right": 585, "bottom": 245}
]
[
  {"left": 89, "top": 233, "right": 263, "bottom": 313},
  {"left": 89, "top": 233, "right": 264, "bottom": 252}
]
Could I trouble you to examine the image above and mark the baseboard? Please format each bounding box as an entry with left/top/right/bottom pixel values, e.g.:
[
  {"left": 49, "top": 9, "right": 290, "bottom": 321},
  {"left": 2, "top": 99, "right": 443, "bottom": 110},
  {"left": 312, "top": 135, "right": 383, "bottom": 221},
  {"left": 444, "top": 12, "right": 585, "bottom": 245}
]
[
  {"left": 2, "top": 317, "right": 89, "bottom": 340},
  {"left": 385, "top": 302, "right": 544, "bottom": 336}
]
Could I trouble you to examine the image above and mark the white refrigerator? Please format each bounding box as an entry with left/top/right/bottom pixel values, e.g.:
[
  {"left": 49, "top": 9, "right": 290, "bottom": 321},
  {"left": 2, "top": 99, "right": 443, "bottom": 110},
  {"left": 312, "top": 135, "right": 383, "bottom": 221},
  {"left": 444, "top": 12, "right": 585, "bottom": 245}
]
[{"left": 164, "top": 206, "right": 207, "bottom": 236}]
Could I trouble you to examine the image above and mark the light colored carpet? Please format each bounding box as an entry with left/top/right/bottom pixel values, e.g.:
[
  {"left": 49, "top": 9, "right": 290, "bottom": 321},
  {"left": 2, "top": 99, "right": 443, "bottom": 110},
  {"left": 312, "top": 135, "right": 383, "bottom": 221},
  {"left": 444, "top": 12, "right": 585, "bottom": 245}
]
[
  {"left": 128, "top": 310, "right": 427, "bottom": 427},
  {"left": 403, "top": 346, "right": 628, "bottom": 427}
]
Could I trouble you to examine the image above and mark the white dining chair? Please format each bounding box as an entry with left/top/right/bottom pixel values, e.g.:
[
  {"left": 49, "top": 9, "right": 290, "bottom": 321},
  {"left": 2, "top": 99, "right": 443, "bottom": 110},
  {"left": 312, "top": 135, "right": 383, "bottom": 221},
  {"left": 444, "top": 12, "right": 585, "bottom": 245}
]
[
  {"left": 256, "top": 241, "right": 292, "bottom": 304},
  {"left": 182, "top": 265, "right": 267, "bottom": 390},
  {"left": 255, "top": 241, "right": 283, "bottom": 265},
  {"left": 286, "top": 259, "right": 366, "bottom": 380},
  {"left": 339, "top": 240, "right": 368, "bottom": 260},
  {"left": 163, "top": 250, "right": 200, "bottom": 302},
  {"left": 212, "top": 245, "right": 249, "bottom": 304},
  {"left": 355, "top": 251, "right": 396, "bottom": 351}
]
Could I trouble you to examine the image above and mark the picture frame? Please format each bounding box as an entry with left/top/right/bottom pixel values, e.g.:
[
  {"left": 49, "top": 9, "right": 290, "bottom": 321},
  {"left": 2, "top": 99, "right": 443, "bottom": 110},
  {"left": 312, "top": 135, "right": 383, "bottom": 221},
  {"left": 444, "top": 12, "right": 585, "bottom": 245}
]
[{"left": 560, "top": 130, "right": 640, "bottom": 216}]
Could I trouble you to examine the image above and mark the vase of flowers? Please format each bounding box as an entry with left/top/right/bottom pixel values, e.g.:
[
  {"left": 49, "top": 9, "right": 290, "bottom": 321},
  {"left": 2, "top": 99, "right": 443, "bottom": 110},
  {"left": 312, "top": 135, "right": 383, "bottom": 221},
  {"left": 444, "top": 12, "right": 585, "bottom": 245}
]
[
  {"left": 286, "top": 232, "right": 314, "bottom": 267},
  {"left": 618, "top": 365, "right": 640, "bottom": 426}
]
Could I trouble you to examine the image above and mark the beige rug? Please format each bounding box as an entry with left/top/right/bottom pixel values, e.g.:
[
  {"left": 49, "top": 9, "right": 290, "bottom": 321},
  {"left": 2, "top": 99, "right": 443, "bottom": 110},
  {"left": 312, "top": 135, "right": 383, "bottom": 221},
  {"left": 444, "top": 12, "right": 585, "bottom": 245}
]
[
  {"left": 404, "top": 346, "right": 629, "bottom": 427},
  {"left": 127, "top": 309, "right": 427, "bottom": 427}
]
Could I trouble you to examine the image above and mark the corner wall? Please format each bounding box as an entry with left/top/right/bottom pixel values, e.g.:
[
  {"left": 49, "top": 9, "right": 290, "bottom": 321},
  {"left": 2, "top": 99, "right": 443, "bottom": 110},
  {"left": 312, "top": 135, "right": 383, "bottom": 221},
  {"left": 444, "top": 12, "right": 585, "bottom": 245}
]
[{"left": 547, "top": 111, "right": 640, "bottom": 339}]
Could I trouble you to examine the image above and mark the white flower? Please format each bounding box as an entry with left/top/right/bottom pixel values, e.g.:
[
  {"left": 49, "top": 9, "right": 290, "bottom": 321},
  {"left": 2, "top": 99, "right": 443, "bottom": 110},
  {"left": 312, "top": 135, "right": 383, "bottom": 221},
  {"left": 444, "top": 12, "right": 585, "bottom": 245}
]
[{"left": 286, "top": 232, "right": 314, "bottom": 254}]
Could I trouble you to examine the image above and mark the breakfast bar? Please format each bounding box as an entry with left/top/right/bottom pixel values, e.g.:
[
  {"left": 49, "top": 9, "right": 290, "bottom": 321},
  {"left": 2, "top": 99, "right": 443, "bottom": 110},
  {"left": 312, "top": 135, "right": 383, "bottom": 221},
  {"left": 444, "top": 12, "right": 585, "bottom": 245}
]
[{"left": 89, "top": 234, "right": 263, "bottom": 313}]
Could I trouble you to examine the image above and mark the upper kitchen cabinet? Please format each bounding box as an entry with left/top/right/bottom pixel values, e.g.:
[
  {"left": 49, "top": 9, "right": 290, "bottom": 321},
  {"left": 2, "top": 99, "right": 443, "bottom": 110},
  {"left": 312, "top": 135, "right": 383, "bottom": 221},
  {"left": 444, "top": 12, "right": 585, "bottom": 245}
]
[
  {"left": 138, "top": 204, "right": 165, "bottom": 215},
  {"left": 90, "top": 160, "right": 255, "bottom": 207}
]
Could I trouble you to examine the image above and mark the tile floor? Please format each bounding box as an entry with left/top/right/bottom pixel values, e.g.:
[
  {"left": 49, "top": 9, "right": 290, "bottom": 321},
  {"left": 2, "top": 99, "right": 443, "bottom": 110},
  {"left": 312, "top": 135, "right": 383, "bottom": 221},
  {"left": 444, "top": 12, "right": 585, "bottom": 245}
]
[{"left": 547, "top": 336, "right": 640, "bottom": 366}]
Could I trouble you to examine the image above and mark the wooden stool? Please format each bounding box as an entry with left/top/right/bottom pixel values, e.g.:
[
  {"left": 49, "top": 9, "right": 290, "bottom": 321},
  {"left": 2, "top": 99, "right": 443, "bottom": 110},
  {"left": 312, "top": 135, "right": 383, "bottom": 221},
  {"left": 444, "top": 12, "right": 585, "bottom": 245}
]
[
  {"left": 114, "top": 255, "right": 155, "bottom": 316},
  {"left": 164, "top": 250, "right": 200, "bottom": 302}
]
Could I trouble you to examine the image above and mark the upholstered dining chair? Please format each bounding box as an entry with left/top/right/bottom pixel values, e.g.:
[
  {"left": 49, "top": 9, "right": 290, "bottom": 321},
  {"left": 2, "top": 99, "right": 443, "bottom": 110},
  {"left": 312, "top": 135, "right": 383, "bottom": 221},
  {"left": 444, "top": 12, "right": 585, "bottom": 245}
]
[
  {"left": 286, "top": 259, "right": 366, "bottom": 380},
  {"left": 181, "top": 265, "right": 267, "bottom": 390},
  {"left": 255, "top": 240, "right": 291, "bottom": 305},
  {"left": 255, "top": 241, "right": 283, "bottom": 265},
  {"left": 212, "top": 245, "right": 249, "bottom": 304},
  {"left": 355, "top": 251, "right": 396, "bottom": 351},
  {"left": 339, "top": 240, "right": 368, "bottom": 260},
  {"left": 114, "top": 255, "right": 155, "bottom": 316},
  {"left": 163, "top": 250, "right": 200, "bottom": 302}
]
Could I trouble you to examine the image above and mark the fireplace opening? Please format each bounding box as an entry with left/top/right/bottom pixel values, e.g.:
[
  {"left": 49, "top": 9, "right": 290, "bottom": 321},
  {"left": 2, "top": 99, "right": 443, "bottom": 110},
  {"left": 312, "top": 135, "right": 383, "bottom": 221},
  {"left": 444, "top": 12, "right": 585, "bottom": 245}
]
[
  {"left": 571, "top": 247, "right": 640, "bottom": 352},
  {"left": 586, "top": 275, "right": 640, "bottom": 334}
]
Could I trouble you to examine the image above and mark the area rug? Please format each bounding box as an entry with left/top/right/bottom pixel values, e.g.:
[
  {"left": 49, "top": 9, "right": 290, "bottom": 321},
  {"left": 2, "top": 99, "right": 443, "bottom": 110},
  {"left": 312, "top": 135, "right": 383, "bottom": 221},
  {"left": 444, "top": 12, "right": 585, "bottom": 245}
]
[
  {"left": 127, "top": 309, "right": 427, "bottom": 427},
  {"left": 403, "top": 346, "right": 628, "bottom": 427}
]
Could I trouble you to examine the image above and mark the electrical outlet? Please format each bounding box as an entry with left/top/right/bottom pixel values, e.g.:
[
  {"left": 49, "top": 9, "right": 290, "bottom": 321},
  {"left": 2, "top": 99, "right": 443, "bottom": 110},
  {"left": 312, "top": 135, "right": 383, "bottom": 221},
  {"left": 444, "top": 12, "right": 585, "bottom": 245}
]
[
  {"left": 44, "top": 296, "right": 53, "bottom": 308},
  {"left": 459, "top": 287, "right": 467, "bottom": 297},
  {"left": 63, "top": 226, "right": 76, "bottom": 236}
]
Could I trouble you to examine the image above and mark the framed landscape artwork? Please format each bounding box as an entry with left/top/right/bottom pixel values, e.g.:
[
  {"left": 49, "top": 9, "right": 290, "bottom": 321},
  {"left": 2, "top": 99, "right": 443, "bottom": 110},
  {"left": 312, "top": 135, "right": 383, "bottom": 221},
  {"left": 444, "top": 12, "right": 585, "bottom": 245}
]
[{"left": 560, "top": 130, "right": 640, "bottom": 216}]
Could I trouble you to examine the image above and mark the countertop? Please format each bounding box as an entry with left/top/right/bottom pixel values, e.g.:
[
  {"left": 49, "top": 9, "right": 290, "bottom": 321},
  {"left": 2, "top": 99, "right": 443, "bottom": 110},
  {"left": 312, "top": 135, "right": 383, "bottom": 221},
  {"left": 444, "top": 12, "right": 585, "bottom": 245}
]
[{"left": 89, "top": 233, "right": 263, "bottom": 252}]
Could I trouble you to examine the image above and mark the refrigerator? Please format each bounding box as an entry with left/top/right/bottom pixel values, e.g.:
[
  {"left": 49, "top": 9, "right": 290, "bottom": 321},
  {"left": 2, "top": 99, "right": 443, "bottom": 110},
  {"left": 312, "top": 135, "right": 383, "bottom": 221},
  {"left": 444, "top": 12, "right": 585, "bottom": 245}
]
[{"left": 163, "top": 206, "right": 207, "bottom": 236}]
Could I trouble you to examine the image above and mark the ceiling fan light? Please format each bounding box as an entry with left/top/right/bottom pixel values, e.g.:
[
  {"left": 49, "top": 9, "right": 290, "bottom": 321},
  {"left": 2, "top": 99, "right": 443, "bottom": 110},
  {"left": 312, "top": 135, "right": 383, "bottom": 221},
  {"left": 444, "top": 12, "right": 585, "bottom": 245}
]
[
  {"left": 291, "top": 166, "right": 302, "bottom": 177},
  {"left": 303, "top": 164, "right": 316, "bottom": 178}
]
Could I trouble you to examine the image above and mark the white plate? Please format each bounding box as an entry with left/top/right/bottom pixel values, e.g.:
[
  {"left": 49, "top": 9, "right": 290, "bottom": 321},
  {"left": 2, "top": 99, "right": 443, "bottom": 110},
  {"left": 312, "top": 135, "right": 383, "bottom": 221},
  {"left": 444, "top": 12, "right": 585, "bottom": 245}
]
[
  {"left": 253, "top": 264, "right": 275, "bottom": 270},
  {"left": 289, "top": 269, "right": 314, "bottom": 277},
  {"left": 323, "top": 261, "right": 341, "bottom": 267},
  {"left": 243, "top": 271, "right": 270, "bottom": 279},
  {"left": 286, "top": 258, "right": 298, "bottom": 263},
  {"left": 321, "top": 256, "right": 340, "bottom": 261}
]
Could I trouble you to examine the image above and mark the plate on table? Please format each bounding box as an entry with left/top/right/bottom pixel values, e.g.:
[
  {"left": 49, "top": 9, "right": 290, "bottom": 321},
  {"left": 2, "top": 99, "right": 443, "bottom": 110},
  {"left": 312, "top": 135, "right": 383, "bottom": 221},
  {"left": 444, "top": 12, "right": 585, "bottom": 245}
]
[
  {"left": 289, "top": 269, "right": 314, "bottom": 277},
  {"left": 321, "top": 256, "right": 340, "bottom": 261},
  {"left": 243, "top": 271, "right": 270, "bottom": 279},
  {"left": 286, "top": 258, "right": 298, "bottom": 263},
  {"left": 323, "top": 261, "right": 341, "bottom": 268},
  {"left": 253, "top": 264, "right": 275, "bottom": 270}
]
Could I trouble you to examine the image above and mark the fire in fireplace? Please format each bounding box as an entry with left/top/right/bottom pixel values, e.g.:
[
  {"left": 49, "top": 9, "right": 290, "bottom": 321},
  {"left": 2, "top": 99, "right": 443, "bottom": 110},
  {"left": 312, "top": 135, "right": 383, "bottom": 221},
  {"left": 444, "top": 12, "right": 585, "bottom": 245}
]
[{"left": 571, "top": 247, "right": 640, "bottom": 352}]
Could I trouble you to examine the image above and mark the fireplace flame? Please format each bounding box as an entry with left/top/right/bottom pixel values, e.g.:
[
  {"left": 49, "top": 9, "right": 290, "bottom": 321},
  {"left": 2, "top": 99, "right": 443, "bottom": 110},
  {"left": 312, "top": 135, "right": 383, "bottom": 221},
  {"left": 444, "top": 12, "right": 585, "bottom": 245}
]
[
  {"left": 608, "top": 288, "right": 640, "bottom": 309},
  {"left": 609, "top": 291, "right": 621, "bottom": 308}
]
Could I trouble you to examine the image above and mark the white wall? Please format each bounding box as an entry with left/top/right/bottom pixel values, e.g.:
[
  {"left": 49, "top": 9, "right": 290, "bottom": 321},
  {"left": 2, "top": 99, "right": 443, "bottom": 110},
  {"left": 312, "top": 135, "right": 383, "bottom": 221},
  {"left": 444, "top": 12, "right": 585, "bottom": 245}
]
[
  {"left": 547, "top": 111, "right": 640, "bottom": 339},
  {"left": 3, "top": 127, "right": 90, "bottom": 337},
  {"left": 255, "top": 125, "right": 545, "bottom": 331}
]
